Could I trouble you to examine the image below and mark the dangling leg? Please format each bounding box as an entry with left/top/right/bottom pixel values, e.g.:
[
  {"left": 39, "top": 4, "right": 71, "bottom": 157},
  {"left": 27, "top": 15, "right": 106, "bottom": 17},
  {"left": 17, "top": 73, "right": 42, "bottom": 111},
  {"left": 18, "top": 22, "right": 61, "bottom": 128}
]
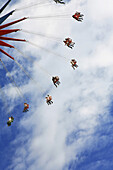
[
  {"left": 72, "top": 66, "right": 75, "bottom": 70},
  {"left": 78, "top": 18, "right": 82, "bottom": 22},
  {"left": 71, "top": 42, "right": 75, "bottom": 47},
  {"left": 68, "top": 45, "right": 72, "bottom": 49},
  {"left": 47, "top": 100, "right": 49, "bottom": 105},
  {"left": 79, "top": 17, "right": 83, "bottom": 20},
  {"left": 54, "top": 83, "right": 57, "bottom": 87},
  {"left": 49, "top": 100, "right": 52, "bottom": 105},
  {"left": 75, "top": 64, "right": 78, "bottom": 68},
  {"left": 57, "top": 81, "right": 60, "bottom": 85}
]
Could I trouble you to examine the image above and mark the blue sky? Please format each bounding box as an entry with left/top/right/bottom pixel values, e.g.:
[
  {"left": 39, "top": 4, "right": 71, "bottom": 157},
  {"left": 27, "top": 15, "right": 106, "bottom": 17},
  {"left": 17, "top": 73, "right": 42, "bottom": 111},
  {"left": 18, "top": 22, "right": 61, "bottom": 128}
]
[
  {"left": 0, "top": 0, "right": 113, "bottom": 170},
  {"left": 67, "top": 107, "right": 113, "bottom": 170}
]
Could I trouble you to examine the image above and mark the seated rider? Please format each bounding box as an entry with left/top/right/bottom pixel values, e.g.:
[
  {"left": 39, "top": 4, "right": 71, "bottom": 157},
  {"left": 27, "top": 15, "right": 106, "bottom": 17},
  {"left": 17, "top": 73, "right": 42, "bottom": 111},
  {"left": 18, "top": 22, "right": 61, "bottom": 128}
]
[
  {"left": 23, "top": 103, "right": 29, "bottom": 112},
  {"left": 70, "top": 59, "right": 78, "bottom": 69},
  {"left": 45, "top": 95, "right": 53, "bottom": 105},
  {"left": 7, "top": 116, "right": 14, "bottom": 126},
  {"left": 63, "top": 38, "right": 75, "bottom": 49},
  {"left": 72, "top": 11, "right": 84, "bottom": 22},
  {"left": 52, "top": 76, "right": 60, "bottom": 87}
]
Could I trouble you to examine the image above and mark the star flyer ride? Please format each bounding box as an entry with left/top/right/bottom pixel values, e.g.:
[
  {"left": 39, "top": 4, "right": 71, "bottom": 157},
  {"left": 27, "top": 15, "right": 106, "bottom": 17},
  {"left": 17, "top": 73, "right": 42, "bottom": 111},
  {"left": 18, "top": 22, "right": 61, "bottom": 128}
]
[{"left": 0, "top": 0, "right": 84, "bottom": 126}]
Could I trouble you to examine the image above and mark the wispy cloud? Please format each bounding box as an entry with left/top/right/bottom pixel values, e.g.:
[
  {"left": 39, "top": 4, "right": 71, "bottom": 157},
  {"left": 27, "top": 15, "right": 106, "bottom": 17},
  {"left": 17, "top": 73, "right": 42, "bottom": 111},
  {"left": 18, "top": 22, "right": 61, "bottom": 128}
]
[{"left": 0, "top": 0, "right": 113, "bottom": 170}]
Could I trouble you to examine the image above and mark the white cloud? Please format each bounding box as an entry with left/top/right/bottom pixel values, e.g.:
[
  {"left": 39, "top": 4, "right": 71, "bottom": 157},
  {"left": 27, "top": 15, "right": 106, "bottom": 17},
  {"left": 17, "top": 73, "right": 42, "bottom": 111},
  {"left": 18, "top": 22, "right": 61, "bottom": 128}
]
[{"left": 1, "top": 0, "right": 113, "bottom": 169}]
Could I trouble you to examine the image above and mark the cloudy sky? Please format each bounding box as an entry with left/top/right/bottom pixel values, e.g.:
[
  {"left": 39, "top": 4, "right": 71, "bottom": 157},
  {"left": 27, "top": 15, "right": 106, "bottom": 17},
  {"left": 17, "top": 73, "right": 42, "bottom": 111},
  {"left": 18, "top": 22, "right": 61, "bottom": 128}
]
[{"left": 0, "top": 0, "right": 113, "bottom": 170}]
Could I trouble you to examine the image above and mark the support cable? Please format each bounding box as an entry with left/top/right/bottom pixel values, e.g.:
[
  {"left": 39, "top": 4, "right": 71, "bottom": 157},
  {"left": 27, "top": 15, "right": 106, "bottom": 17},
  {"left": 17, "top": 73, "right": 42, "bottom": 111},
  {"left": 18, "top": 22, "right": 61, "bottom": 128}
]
[{"left": 27, "top": 40, "right": 68, "bottom": 61}]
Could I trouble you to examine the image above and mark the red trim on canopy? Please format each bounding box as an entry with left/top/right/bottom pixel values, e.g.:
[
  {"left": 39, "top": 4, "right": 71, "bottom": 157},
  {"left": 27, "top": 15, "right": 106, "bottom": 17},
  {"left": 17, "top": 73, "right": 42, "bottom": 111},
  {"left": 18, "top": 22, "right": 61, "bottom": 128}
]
[
  {"left": 0, "top": 17, "right": 27, "bottom": 29},
  {"left": 0, "top": 48, "right": 14, "bottom": 60},
  {"left": 0, "top": 40, "right": 14, "bottom": 48},
  {"left": 0, "top": 29, "right": 20, "bottom": 36},
  {"left": 0, "top": 17, "right": 27, "bottom": 60},
  {"left": 0, "top": 36, "right": 26, "bottom": 42}
]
